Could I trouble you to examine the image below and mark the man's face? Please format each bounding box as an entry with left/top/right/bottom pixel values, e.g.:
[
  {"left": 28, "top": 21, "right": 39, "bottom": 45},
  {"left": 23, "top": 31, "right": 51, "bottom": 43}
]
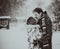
[
  {"left": 39, "top": 12, "right": 42, "bottom": 18},
  {"left": 33, "top": 12, "right": 42, "bottom": 19}
]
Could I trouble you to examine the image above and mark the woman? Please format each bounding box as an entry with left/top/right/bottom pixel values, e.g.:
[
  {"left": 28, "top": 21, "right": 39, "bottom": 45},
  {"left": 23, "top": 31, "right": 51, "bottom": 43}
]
[{"left": 26, "top": 8, "right": 43, "bottom": 49}]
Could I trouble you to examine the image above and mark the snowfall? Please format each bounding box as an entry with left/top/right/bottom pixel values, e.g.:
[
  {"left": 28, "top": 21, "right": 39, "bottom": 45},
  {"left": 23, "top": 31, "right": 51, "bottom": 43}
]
[{"left": 0, "top": 0, "right": 60, "bottom": 49}]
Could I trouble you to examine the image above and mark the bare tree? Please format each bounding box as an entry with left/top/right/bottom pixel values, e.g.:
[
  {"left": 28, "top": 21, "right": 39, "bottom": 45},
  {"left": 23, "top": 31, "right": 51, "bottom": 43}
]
[
  {"left": 0, "top": 0, "right": 26, "bottom": 16},
  {"left": 52, "top": 0, "right": 60, "bottom": 30}
]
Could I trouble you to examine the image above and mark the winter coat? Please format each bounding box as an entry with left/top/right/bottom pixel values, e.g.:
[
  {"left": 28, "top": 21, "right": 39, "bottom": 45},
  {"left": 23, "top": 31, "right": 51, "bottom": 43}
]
[{"left": 37, "top": 13, "right": 52, "bottom": 45}]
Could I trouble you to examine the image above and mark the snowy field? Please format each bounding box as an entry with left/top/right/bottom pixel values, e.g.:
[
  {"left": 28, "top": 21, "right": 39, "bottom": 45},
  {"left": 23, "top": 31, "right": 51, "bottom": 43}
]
[
  {"left": 0, "top": 21, "right": 60, "bottom": 49},
  {"left": 0, "top": 21, "right": 28, "bottom": 49},
  {"left": 52, "top": 31, "right": 60, "bottom": 49}
]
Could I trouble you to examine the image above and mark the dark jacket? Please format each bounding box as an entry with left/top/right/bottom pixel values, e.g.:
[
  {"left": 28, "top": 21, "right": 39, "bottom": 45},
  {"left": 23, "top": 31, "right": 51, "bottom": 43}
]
[
  {"left": 37, "top": 13, "right": 52, "bottom": 45},
  {"left": 37, "top": 13, "right": 52, "bottom": 34}
]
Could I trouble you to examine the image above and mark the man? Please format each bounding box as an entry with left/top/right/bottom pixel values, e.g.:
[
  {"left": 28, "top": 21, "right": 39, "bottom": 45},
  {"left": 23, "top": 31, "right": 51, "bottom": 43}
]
[
  {"left": 33, "top": 8, "right": 52, "bottom": 49},
  {"left": 33, "top": 8, "right": 43, "bottom": 32}
]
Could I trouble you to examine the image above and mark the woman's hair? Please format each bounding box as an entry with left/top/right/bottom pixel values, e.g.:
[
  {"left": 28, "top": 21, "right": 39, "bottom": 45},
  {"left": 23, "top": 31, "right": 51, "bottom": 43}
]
[
  {"left": 33, "top": 8, "right": 43, "bottom": 14},
  {"left": 27, "top": 17, "right": 37, "bottom": 25}
]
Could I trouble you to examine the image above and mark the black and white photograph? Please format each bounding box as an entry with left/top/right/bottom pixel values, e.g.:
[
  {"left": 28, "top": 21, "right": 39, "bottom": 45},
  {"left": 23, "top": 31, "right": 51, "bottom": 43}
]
[{"left": 0, "top": 0, "right": 60, "bottom": 49}]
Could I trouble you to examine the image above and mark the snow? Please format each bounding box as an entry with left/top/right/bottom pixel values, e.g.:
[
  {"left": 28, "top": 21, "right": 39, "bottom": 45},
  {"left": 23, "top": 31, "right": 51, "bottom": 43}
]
[
  {"left": 0, "top": 21, "right": 60, "bottom": 49},
  {"left": 52, "top": 31, "right": 60, "bottom": 49},
  {"left": 0, "top": 16, "right": 11, "bottom": 19},
  {"left": 0, "top": 22, "right": 28, "bottom": 49}
]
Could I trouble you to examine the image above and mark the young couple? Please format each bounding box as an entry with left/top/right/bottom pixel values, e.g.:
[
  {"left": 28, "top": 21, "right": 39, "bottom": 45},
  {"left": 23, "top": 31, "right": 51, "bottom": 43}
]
[{"left": 27, "top": 8, "right": 52, "bottom": 49}]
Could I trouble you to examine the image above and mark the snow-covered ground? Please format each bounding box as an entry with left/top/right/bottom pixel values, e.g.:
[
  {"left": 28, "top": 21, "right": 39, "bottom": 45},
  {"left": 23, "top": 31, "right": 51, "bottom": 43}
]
[
  {"left": 0, "top": 21, "right": 60, "bottom": 49},
  {"left": 0, "top": 21, "right": 28, "bottom": 49},
  {"left": 52, "top": 31, "right": 60, "bottom": 49}
]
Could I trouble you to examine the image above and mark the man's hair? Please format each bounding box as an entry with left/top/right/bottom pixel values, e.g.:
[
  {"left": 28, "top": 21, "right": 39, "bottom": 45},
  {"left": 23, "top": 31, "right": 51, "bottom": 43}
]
[{"left": 33, "top": 8, "right": 43, "bottom": 14}]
